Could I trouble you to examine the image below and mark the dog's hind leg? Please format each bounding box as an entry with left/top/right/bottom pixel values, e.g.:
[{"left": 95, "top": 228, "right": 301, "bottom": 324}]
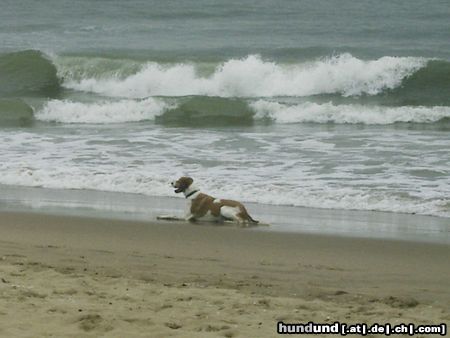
[{"left": 220, "top": 206, "right": 247, "bottom": 225}]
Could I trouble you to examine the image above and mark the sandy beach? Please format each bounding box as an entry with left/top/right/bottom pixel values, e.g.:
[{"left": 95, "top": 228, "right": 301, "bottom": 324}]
[{"left": 0, "top": 211, "right": 448, "bottom": 337}]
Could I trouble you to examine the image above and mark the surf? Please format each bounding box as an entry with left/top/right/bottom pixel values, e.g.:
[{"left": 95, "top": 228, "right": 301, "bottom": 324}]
[
  {"left": 34, "top": 96, "right": 450, "bottom": 127},
  {"left": 0, "top": 50, "right": 61, "bottom": 97},
  {"left": 58, "top": 54, "right": 428, "bottom": 98}
]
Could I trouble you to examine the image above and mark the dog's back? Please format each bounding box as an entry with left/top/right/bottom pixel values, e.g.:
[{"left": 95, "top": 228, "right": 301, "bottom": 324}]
[{"left": 191, "top": 193, "right": 258, "bottom": 224}]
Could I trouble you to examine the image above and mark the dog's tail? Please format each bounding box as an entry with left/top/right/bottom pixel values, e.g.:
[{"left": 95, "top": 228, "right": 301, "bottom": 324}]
[
  {"left": 242, "top": 209, "right": 258, "bottom": 224},
  {"left": 237, "top": 205, "right": 259, "bottom": 224}
]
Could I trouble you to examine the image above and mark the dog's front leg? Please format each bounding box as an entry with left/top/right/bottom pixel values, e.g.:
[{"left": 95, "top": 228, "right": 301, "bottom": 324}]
[{"left": 185, "top": 213, "right": 196, "bottom": 222}]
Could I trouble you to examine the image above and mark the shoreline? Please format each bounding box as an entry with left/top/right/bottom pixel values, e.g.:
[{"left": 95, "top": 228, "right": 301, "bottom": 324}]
[
  {"left": 0, "top": 211, "right": 449, "bottom": 337},
  {"left": 0, "top": 184, "right": 449, "bottom": 244}
]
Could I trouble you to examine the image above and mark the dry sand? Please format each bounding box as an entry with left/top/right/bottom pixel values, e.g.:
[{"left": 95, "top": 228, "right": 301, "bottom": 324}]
[{"left": 0, "top": 211, "right": 448, "bottom": 337}]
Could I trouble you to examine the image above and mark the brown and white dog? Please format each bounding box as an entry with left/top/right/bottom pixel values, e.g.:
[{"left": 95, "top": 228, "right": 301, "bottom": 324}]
[{"left": 171, "top": 176, "right": 258, "bottom": 225}]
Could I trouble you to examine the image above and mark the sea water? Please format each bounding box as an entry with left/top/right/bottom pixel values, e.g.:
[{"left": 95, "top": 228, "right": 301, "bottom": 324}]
[{"left": 0, "top": 0, "right": 449, "bottom": 220}]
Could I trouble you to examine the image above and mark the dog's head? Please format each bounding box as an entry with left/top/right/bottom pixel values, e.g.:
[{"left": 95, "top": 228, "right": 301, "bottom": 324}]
[{"left": 171, "top": 176, "right": 194, "bottom": 194}]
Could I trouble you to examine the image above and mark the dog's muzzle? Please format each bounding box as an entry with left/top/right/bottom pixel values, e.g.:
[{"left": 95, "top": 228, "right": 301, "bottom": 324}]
[{"left": 171, "top": 181, "right": 183, "bottom": 193}]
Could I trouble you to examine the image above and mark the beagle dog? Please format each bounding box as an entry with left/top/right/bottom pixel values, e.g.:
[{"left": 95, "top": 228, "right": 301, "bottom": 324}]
[{"left": 171, "top": 176, "right": 258, "bottom": 225}]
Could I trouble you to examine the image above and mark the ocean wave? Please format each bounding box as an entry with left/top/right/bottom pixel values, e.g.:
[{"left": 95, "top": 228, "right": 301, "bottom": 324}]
[
  {"left": 251, "top": 101, "right": 450, "bottom": 124},
  {"left": 386, "top": 60, "right": 450, "bottom": 106},
  {"left": 34, "top": 96, "right": 450, "bottom": 126},
  {"left": 2, "top": 50, "right": 449, "bottom": 107},
  {"left": 0, "top": 50, "right": 61, "bottom": 97},
  {"left": 0, "top": 99, "right": 34, "bottom": 127},
  {"left": 36, "top": 98, "right": 168, "bottom": 123},
  {"left": 155, "top": 96, "right": 254, "bottom": 126},
  {"left": 55, "top": 55, "right": 143, "bottom": 82},
  {"left": 61, "top": 54, "right": 427, "bottom": 98}
]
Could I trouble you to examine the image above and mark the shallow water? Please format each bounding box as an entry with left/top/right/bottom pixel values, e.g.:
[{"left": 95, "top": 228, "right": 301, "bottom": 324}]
[{"left": 1, "top": 185, "right": 449, "bottom": 244}]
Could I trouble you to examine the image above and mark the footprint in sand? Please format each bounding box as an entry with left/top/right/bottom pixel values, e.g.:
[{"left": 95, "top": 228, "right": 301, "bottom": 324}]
[
  {"left": 77, "top": 313, "right": 113, "bottom": 332},
  {"left": 199, "top": 324, "right": 231, "bottom": 332},
  {"left": 164, "top": 322, "right": 182, "bottom": 329},
  {"left": 382, "top": 296, "right": 419, "bottom": 308}
]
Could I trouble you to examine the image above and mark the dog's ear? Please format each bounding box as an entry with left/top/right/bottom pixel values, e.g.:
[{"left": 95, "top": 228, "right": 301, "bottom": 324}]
[
  {"left": 178, "top": 176, "right": 194, "bottom": 192},
  {"left": 179, "top": 176, "right": 193, "bottom": 191}
]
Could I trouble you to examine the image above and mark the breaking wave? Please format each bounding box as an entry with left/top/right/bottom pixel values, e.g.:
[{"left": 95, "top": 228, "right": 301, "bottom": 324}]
[
  {"left": 36, "top": 98, "right": 168, "bottom": 124},
  {"left": 0, "top": 99, "right": 34, "bottom": 126},
  {"left": 0, "top": 50, "right": 61, "bottom": 97},
  {"left": 34, "top": 96, "right": 450, "bottom": 126},
  {"left": 251, "top": 101, "right": 450, "bottom": 125},
  {"left": 61, "top": 54, "right": 427, "bottom": 98}
]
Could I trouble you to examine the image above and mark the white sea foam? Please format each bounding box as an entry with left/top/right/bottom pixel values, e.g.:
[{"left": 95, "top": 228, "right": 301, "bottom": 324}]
[
  {"left": 35, "top": 98, "right": 450, "bottom": 125},
  {"left": 62, "top": 54, "right": 427, "bottom": 98},
  {"left": 0, "top": 128, "right": 448, "bottom": 218},
  {"left": 36, "top": 98, "right": 169, "bottom": 123},
  {"left": 251, "top": 101, "right": 450, "bottom": 124},
  {"left": 0, "top": 165, "right": 448, "bottom": 218}
]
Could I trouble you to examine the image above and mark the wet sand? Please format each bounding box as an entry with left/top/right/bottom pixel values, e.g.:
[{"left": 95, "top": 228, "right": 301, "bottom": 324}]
[{"left": 0, "top": 211, "right": 449, "bottom": 337}]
